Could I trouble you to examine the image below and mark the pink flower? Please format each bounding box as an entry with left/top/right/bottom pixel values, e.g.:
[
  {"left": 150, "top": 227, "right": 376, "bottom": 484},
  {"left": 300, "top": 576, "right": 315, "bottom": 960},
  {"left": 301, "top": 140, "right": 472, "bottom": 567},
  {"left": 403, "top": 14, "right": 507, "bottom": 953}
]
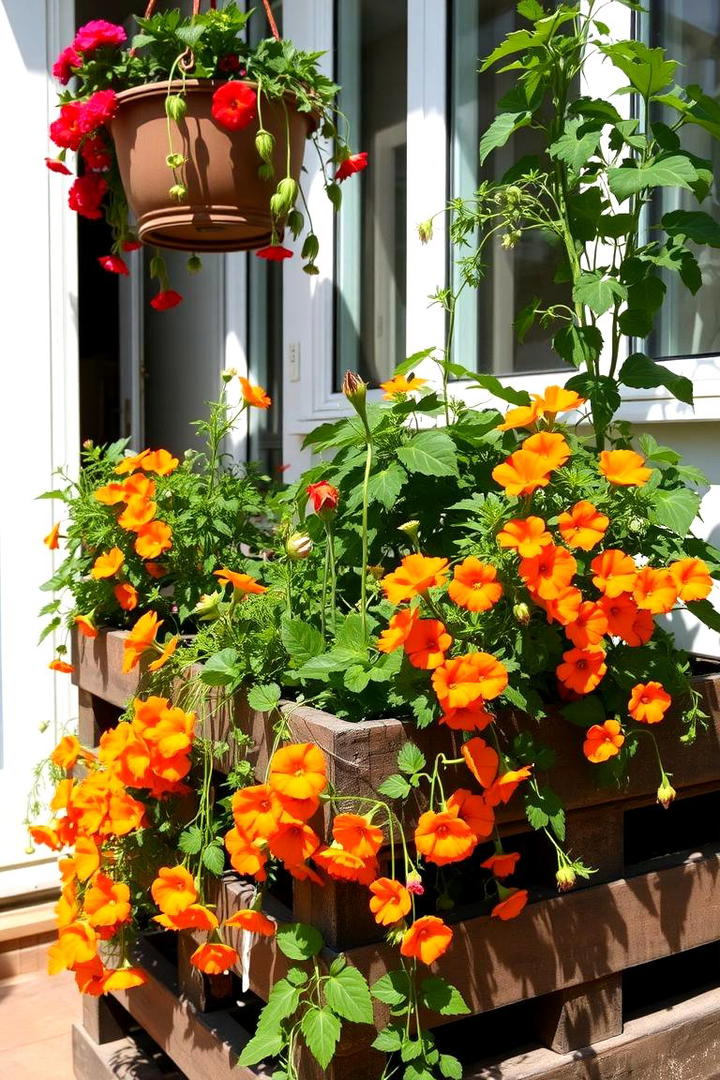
[
  {"left": 211, "top": 82, "right": 257, "bottom": 131},
  {"left": 52, "top": 46, "right": 83, "bottom": 85},
  {"left": 78, "top": 89, "right": 118, "bottom": 134},
  {"left": 335, "top": 152, "right": 368, "bottom": 182},
  {"left": 406, "top": 871, "right": 424, "bottom": 896},
  {"left": 256, "top": 245, "right": 293, "bottom": 261},
  {"left": 50, "top": 103, "right": 85, "bottom": 150},
  {"left": 68, "top": 174, "right": 107, "bottom": 219},
  {"left": 45, "top": 157, "right": 72, "bottom": 175},
  {"left": 98, "top": 255, "right": 129, "bottom": 275},
  {"left": 73, "top": 20, "right": 127, "bottom": 54},
  {"left": 81, "top": 134, "right": 113, "bottom": 171},
  {"left": 150, "top": 290, "right": 183, "bottom": 311}
]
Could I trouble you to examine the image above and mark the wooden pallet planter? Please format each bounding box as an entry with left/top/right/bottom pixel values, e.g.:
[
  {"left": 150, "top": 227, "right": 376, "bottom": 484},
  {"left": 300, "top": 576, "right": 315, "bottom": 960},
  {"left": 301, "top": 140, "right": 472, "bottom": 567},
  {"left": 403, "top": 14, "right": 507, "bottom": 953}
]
[{"left": 71, "top": 630, "right": 720, "bottom": 1079}]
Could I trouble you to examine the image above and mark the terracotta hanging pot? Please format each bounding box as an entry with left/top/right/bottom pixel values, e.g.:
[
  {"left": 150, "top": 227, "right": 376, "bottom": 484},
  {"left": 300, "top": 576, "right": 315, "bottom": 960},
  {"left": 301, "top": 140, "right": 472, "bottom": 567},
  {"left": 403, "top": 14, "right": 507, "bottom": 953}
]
[{"left": 109, "top": 79, "right": 314, "bottom": 252}]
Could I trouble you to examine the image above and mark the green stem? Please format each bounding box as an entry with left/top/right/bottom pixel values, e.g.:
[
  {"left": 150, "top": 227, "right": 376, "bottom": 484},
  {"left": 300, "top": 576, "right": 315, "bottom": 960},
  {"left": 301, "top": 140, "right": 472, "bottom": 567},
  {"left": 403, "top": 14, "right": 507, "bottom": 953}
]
[
  {"left": 360, "top": 435, "right": 373, "bottom": 641},
  {"left": 323, "top": 520, "right": 337, "bottom": 634}
]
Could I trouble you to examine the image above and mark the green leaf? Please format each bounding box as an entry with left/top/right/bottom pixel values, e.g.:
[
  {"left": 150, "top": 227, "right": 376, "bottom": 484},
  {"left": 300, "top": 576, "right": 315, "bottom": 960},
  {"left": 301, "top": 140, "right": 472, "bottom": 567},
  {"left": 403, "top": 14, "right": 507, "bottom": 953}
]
[
  {"left": 662, "top": 209, "right": 720, "bottom": 247},
  {"left": 177, "top": 825, "right": 203, "bottom": 855},
  {"left": 372, "top": 1025, "right": 404, "bottom": 1052},
  {"left": 552, "top": 324, "right": 603, "bottom": 369},
  {"left": 237, "top": 1028, "right": 284, "bottom": 1067},
  {"left": 648, "top": 488, "right": 701, "bottom": 536},
  {"left": 607, "top": 155, "right": 698, "bottom": 201},
  {"left": 324, "top": 966, "right": 374, "bottom": 1024},
  {"left": 439, "top": 1055, "right": 463, "bottom": 1080},
  {"left": 517, "top": 0, "right": 545, "bottom": 20},
  {"left": 344, "top": 665, "right": 371, "bottom": 692},
  {"left": 686, "top": 599, "right": 720, "bottom": 633},
  {"left": 600, "top": 41, "right": 677, "bottom": 97},
  {"left": 176, "top": 23, "right": 206, "bottom": 47},
  {"left": 572, "top": 271, "right": 627, "bottom": 317},
  {"left": 401, "top": 1038, "right": 424, "bottom": 1063},
  {"left": 565, "top": 373, "right": 621, "bottom": 432},
  {"left": 468, "top": 374, "right": 531, "bottom": 406},
  {"left": 419, "top": 977, "right": 471, "bottom": 1016},
  {"left": 367, "top": 464, "right": 407, "bottom": 509},
  {"left": 276, "top": 922, "right": 324, "bottom": 961},
  {"left": 260, "top": 977, "right": 302, "bottom": 1026},
  {"left": 247, "top": 682, "right": 281, "bottom": 712},
  {"left": 397, "top": 430, "right": 458, "bottom": 478},
  {"left": 377, "top": 774, "right": 412, "bottom": 800},
  {"left": 281, "top": 618, "right": 324, "bottom": 666},
  {"left": 300, "top": 1007, "right": 341, "bottom": 1069},
  {"left": 618, "top": 274, "right": 667, "bottom": 338},
  {"left": 479, "top": 111, "right": 531, "bottom": 163},
  {"left": 397, "top": 743, "right": 426, "bottom": 776},
  {"left": 619, "top": 353, "right": 693, "bottom": 406},
  {"left": 200, "top": 648, "right": 239, "bottom": 687},
  {"left": 548, "top": 117, "right": 602, "bottom": 173},
  {"left": 524, "top": 784, "right": 566, "bottom": 841},
  {"left": 201, "top": 844, "right": 226, "bottom": 876},
  {"left": 393, "top": 348, "right": 436, "bottom": 377},
  {"left": 286, "top": 967, "right": 309, "bottom": 986},
  {"left": 371, "top": 970, "right": 412, "bottom": 1006}
]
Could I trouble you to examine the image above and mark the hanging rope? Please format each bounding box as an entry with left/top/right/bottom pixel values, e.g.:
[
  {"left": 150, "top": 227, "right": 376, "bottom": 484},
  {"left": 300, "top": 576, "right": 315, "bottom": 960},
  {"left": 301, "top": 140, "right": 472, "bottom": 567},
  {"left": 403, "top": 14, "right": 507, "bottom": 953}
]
[
  {"left": 262, "top": 0, "right": 281, "bottom": 40},
  {"left": 144, "top": 0, "right": 215, "bottom": 19}
]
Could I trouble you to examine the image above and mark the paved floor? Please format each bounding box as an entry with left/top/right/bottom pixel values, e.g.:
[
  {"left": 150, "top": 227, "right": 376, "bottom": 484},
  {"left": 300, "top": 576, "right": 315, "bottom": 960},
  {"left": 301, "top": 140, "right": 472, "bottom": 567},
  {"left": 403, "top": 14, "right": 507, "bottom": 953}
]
[{"left": 0, "top": 967, "right": 80, "bottom": 1079}]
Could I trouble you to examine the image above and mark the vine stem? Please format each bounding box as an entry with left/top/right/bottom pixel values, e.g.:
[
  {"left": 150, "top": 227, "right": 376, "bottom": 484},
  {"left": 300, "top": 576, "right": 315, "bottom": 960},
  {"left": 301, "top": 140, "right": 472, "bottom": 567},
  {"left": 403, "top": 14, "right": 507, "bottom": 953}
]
[{"left": 359, "top": 431, "right": 373, "bottom": 641}]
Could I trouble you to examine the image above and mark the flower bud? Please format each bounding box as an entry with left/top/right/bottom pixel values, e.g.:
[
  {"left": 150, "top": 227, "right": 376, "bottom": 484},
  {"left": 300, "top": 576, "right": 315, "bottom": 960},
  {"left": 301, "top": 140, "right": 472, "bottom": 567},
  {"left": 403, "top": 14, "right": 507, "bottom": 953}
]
[
  {"left": 397, "top": 520, "right": 420, "bottom": 542},
  {"left": 301, "top": 233, "right": 319, "bottom": 261},
  {"left": 326, "top": 182, "right": 342, "bottom": 211},
  {"left": 192, "top": 591, "right": 224, "bottom": 622},
  {"left": 513, "top": 601, "right": 531, "bottom": 626},
  {"left": 406, "top": 870, "right": 424, "bottom": 896},
  {"left": 556, "top": 864, "right": 576, "bottom": 893},
  {"left": 165, "top": 95, "right": 187, "bottom": 122},
  {"left": 286, "top": 532, "right": 313, "bottom": 560},
  {"left": 169, "top": 183, "right": 187, "bottom": 201},
  {"left": 303, "top": 262, "right": 320, "bottom": 276},
  {"left": 657, "top": 775, "right": 677, "bottom": 810},
  {"left": 258, "top": 162, "right": 274, "bottom": 182},
  {"left": 166, "top": 152, "right": 186, "bottom": 169},
  {"left": 186, "top": 254, "right": 203, "bottom": 274},
  {"left": 255, "top": 128, "right": 275, "bottom": 163},
  {"left": 501, "top": 230, "right": 522, "bottom": 250},
  {"left": 149, "top": 255, "right": 166, "bottom": 280},
  {"left": 221, "top": 367, "right": 239, "bottom": 383},
  {"left": 418, "top": 219, "right": 434, "bottom": 244},
  {"left": 272, "top": 177, "right": 298, "bottom": 218},
  {"left": 385, "top": 924, "right": 408, "bottom": 947},
  {"left": 287, "top": 208, "right": 304, "bottom": 239}
]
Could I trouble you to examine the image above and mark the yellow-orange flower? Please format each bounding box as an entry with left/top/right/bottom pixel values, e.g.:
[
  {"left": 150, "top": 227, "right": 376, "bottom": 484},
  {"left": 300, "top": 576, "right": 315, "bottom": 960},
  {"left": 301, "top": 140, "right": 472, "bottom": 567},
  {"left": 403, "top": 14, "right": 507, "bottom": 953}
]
[
  {"left": 557, "top": 646, "right": 607, "bottom": 695},
  {"left": 268, "top": 743, "right": 327, "bottom": 800},
  {"left": 381, "top": 554, "right": 450, "bottom": 605},
  {"left": 224, "top": 909, "right": 276, "bottom": 936},
  {"left": 497, "top": 401, "right": 541, "bottom": 431},
  {"left": 565, "top": 602, "right": 608, "bottom": 649},
  {"left": 75, "top": 614, "right": 98, "bottom": 639},
  {"left": 141, "top": 448, "right": 179, "bottom": 475},
  {"left": 481, "top": 851, "right": 521, "bottom": 878},
  {"left": 633, "top": 567, "right": 678, "bottom": 614},
  {"left": 74, "top": 837, "right": 100, "bottom": 882},
  {"left": 583, "top": 719, "right": 624, "bottom": 763},
  {"left": 44, "top": 522, "right": 61, "bottom": 549},
  {"left": 400, "top": 916, "right": 453, "bottom": 965},
  {"left": 448, "top": 558, "right": 503, "bottom": 612},
  {"left": 154, "top": 905, "right": 219, "bottom": 931},
  {"left": 214, "top": 568, "right": 268, "bottom": 594},
  {"left": 446, "top": 788, "right": 494, "bottom": 839},
  {"left": 83, "top": 873, "right": 131, "bottom": 928},
  {"left": 115, "top": 450, "right": 150, "bottom": 475},
  {"left": 599, "top": 593, "right": 654, "bottom": 646},
  {"left": 433, "top": 652, "right": 508, "bottom": 710},
  {"left": 599, "top": 449, "right": 651, "bottom": 486},
  {"left": 368, "top": 878, "right": 411, "bottom": 925},
  {"left": 239, "top": 376, "right": 271, "bottom": 409},
  {"left": 313, "top": 846, "right": 378, "bottom": 884},
  {"left": 90, "top": 547, "right": 125, "bottom": 580},
  {"left": 379, "top": 374, "right": 427, "bottom": 399},
  {"left": 415, "top": 808, "right": 476, "bottom": 866},
  {"left": 114, "top": 583, "right": 138, "bottom": 611},
  {"left": 268, "top": 821, "right": 321, "bottom": 864},
  {"left": 557, "top": 501, "right": 609, "bottom": 551},
  {"left": 377, "top": 607, "right": 419, "bottom": 653},
  {"left": 521, "top": 431, "right": 571, "bottom": 471},
  {"left": 47, "top": 921, "right": 97, "bottom": 974},
  {"left": 491, "top": 888, "right": 528, "bottom": 920},
  {"left": 531, "top": 385, "right": 585, "bottom": 417},
  {"left": 439, "top": 703, "right": 494, "bottom": 731},
  {"left": 117, "top": 496, "right": 157, "bottom": 531},
  {"left": 628, "top": 682, "right": 671, "bottom": 725},
  {"left": 492, "top": 449, "right": 552, "bottom": 496},
  {"left": 519, "top": 545, "right": 577, "bottom": 600},
  {"left": 190, "top": 942, "right": 239, "bottom": 974},
  {"left": 49, "top": 659, "right": 75, "bottom": 673},
  {"left": 460, "top": 738, "right": 499, "bottom": 788},
  {"left": 332, "top": 813, "right": 384, "bottom": 858},
  {"left": 94, "top": 482, "right": 127, "bottom": 505},
  {"left": 496, "top": 516, "right": 552, "bottom": 558},
  {"left": 150, "top": 865, "right": 197, "bottom": 916},
  {"left": 134, "top": 521, "right": 172, "bottom": 560},
  {"left": 542, "top": 586, "right": 583, "bottom": 627},
  {"left": 669, "top": 558, "right": 713, "bottom": 603},
  {"left": 403, "top": 618, "right": 452, "bottom": 669},
  {"left": 51, "top": 735, "right": 92, "bottom": 771},
  {"left": 122, "top": 611, "right": 161, "bottom": 673},
  {"left": 591, "top": 550, "right": 638, "bottom": 598},
  {"left": 147, "top": 636, "right": 179, "bottom": 672},
  {"left": 232, "top": 784, "right": 284, "bottom": 840},
  {"left": 224, "top": 827, "right": 268, "bottom": 881}
]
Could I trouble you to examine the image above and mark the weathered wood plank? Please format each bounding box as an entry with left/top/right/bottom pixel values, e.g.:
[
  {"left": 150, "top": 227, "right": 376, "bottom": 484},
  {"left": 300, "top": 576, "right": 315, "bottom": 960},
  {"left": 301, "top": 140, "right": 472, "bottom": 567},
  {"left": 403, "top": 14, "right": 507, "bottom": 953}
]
[{"left": 72, "top": 1020, "right": 184, "bottom": 1080}]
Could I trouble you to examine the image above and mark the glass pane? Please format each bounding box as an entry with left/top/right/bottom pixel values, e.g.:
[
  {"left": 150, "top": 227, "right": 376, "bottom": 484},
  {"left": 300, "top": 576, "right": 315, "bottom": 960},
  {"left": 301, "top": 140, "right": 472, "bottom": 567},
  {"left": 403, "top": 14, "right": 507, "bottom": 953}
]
[
  {"left": 649, "top": 2, "right": 720, "bottom": 358},
  {"left": 450, "top": 0, "right": 570, "bottom": 376},
  {"left": 334, "top": 0, "right": 407, "bottom": 388}
]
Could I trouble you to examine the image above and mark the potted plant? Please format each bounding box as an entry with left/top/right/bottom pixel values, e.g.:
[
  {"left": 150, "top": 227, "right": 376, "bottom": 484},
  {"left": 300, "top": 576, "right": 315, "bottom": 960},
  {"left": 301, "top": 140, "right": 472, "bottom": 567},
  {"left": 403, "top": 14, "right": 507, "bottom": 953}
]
[{"left": 47, "top": 2, "right": 367, "bottom": 306}]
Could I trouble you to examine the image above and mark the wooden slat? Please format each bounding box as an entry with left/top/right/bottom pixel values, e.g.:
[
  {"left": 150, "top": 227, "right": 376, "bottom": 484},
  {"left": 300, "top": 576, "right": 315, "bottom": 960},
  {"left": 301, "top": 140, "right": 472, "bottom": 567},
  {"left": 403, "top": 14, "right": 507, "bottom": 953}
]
[{"left": 72, "top": 1021, "right": 185, "bottom": 1080}]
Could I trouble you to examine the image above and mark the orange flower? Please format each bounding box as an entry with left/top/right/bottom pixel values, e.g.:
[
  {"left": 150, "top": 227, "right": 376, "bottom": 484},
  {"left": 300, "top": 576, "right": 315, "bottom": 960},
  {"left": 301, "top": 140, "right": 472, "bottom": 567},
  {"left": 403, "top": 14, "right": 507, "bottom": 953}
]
[
  {"left": 583, "top": 719, "right": 625, "bottom": 763},
  {"left": 496, "top": 516, "right": 552, "bottom": 558},
  {"left": 49, "top": 659, "right": 75, "bottom": 673},
  {"left": 521, "top": 431, "right": 571, "bottom": 471},
  {"left": 492, "top": 449, "right": 552, "bottom": 496},
  {"left": 497, "top": 401, "right": 541, "bottom": 431},
  {"left": 439, "top": 703, "right": 494, "bottom": 732},
  {"left": 598, "top": 593, "right": 654, "bottom": 646},
  {"left": 239, "top": 376, "right": 271, "bottom": 409},
  {"left": 448, "top": 558, "right": 503, "bottom": 612},
  {"left": 491, "top": 888, "right": 528, "bottom": 920},
  {"left": 122, "top": 473, "right": 156, "bottom": 501},
  {"left": 368, "top": 878, "right": 411, "bottom": 925},
  {"left": 154, "top": 904, "right": 219, "bottom": 931},
  {"left": 332, "top": 813, "right": 384, "bottom": 858},
  {"left": 114, "top": 583, "right": 138, "bottom": 611},
  {"left": 75, "top": 614, "right": 98, "bottom": 639},
  {"left": 147, "top": 636, "right": 179, "bottom": 672},
  {"left": 145, "top": 560, "right": 168, "bottom": 579},
  {"left": 400, "top": 916, "right": 453, "bottom": 965},
  {"left": 224, "top": 827, "right": 268, "bottom": 881},
  {"left": 599, "top": 449, "right": 652, "bottom": 486},
  {"left": 379, "top": 374, "right": 427, "bottom": 399},
  {"left": 190, "top": 942, "right": 239, "bottom": 975},
  {"left": 285, "top": 861, "right": 324, "bottom": 885},
  {"left": 633, "top": 567, "right": 678, "bottom": 614},
  {"left": 381, "top": 555, "right": 450, "bottom": 605},
  {"left": 74, "top": 837, "right": 100, "bottom": 882},
  {"left": 268, "top": 822, "right": 321, "bottom": 864},
  {"left": 214, "top": 568, "right": 268, "bottom": 594},
  {"left": 404, "top": 618, "right": 452, "bottom": 669},
  {"left": 118, "top": 496, "right": 157, "bottom": 531},
  {"left": 669, "top": 558, "right": 713, "bottom": 603},
  {"left": 90, "top": 547, "right": 125, "bottom": 580},
  {"left": 481, "top": 851, "right": 521, "bottom": 878},
  {"left": 414, "top": 808, "right": 476, "bottom": 866},
  {"left": 150, "top": 865, "right": 197, "bottom": 916},
  {"left": 48, "top": 921, "right": 97, "bottom": 974},
  {"left": 313, "top": 846, "right": 379, "bottom": 884},
  {"left": 557, "top": 646, "right": 607, "bottom": 695},
  {"left": 232, "top": 784, "right": 284, "bottom": 840},
  {"left": 83, "top": 873, "right": 131, "bottom": 928},
  {"left": 531, "top": 385, "right": 585, "bottom": 417},
  {"left": 377, "top": 608, "right": 419, "bottom": 653},
  {"left": 446, "top": 788, "right": 494, "bottom": 838},
  {"left": 460, "top": 738, "right": 499, "bottom": 788},
  {"left": 628, "top": 682, "right": 671, "bottom": 725},
  {"left": 122, "top": 611, "right": 161, "bottom": 673},
  {"left": 134, "top": 520, "right": 172, "bottom": 560},
  {"left": 141, "top": 448, "right": 179, "bottom": 475},
  {"left": 542, "top": 586, "right": 583, "bottom": 627},
  {"left": 44, "top": 522, "right": 61, "bottom": 549},
  {"left": 565, "top": 602, "right": 608, "bottom": 649},
  {"left": 55, "top": 884, "right": 79, "bottom": 929},
  {"left": 557, "top": 501, "right": 609, "bottom": 551},
  {"left": 115, "top": 450, "right": 150, "bottom": 475},
  {"left": 51, "top": 735, "right": 91, "bottom": 771},
  {"left": 591, "top": 549, "right": 638, "bottom": 598},
  {"left": 94, "top": 482, "right": 127, "bottom": 505},
  {"left": 29, "top": 825, "right": 63, "bottom": 851},
  {"left": 268, "top": 743, "right": 327, "bottom": 800},
  {"left": 224, "top": 908, "right": 276, "bottom": 935},
  {"left": 519, "top": 545, "right": 577, "bottom": 600},
  {"left": 432, "top": 652, "right": 508, "bottom": 709}
]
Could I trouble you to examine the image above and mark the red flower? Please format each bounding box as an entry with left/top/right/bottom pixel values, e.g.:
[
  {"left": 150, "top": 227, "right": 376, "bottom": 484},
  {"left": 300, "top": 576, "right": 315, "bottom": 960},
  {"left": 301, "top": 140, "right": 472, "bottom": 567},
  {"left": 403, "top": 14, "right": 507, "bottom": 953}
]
[
  {"left": 52, "top": 46, "right": 83, "bottom": 84},
  {"left": 306, "top": 481, "right": 339, "bottom": 514},
  {"left": 150, "top": 290, "right": 183, "bottom": 311},
  {"left": 335, "top": 152, "right": 369, "bottom": 182},
  {"left": 73, "top": 20, "right": 127, "bottom": 53},
  {"left": 81, "top": 135, "right": 113, "bottom": 172},
  {"left": 218, "top": 54, "right": 241, "bottom": 73},
  {"left": 50, "top": 103, "right": 85, "bottom": 150},
  {"left": 99, "top": 255, "right": 129, "bottom": 276},
  {"left": 68, "top": 174, "right": 108, "bottom": 219},
  {"left": 45, "top": 157, "right": 71, "bottom": 175},
  {"left": 211, "top": 81, "right": 257, "bottom": 131},
  {"left": 79, "top": 89, "right": 118, "bottom": 134},
  {"left": 256, "top": 245, "right": 293, "bottom": 261},
  {"left": 122, "top": 238, "right": 142, "bottom": 252}
]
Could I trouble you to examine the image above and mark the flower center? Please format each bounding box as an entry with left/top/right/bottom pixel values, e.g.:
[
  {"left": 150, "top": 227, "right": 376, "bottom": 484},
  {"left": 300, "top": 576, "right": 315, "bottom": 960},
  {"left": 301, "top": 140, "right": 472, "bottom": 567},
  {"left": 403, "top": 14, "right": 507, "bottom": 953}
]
[{"left": 436, "top": 825, "right": 449, "bottom": 838}]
